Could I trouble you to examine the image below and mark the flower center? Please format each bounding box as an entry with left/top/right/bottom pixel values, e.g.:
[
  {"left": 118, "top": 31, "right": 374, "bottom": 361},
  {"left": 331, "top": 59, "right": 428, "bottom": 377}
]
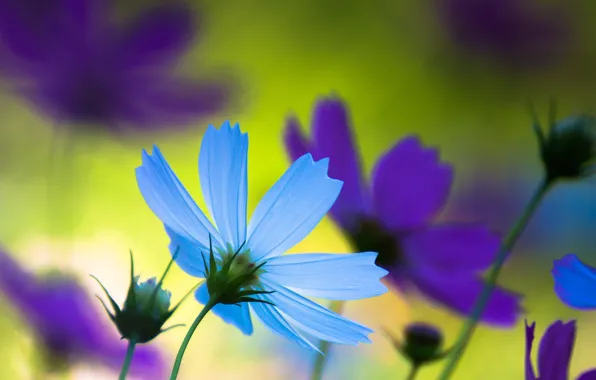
[
  {"left": 347, "top": 218, "right": 404, "bottom": 270},
  {"left": 218, "top": 247, "right": 263, "bottom": 287}
]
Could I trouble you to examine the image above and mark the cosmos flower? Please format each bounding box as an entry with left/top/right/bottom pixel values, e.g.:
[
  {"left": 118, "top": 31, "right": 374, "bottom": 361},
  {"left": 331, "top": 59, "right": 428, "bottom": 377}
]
[
  {"left": 135, "top": 121, "right": 388, "bottom": 350},
  {"left": 435, "top": 0, "right": 571, "bottom": 68},
  {"left": 0, "top": 0, "right": 232, "bottom": 132},
  {"left": 552, "top": 254, "right": 596, "bottom": 309},
  {"left": 284, "top": 96, "right": 522, "bottom": 326},
  {"left": 525, "top": 320, "right": 596, "bottom": 380},
  {"left": 0, "top": 248, "right": 166, "bottom": 378}
]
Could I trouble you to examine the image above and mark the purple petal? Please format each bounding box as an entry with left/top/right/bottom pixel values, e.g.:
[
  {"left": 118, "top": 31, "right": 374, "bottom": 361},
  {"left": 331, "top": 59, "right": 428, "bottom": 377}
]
[
  {"left": 371, "top": 136, "right": 453, "bottom": 230},
  {"left": 283, "top": 116, "right": 313, "bottom": 163},
  {"left": 552, "top": 254, "right": 596, "bottom": 310},
  {"left": 117, "top": 76, "right": 233, "bottom": 129},
  {"left": 309, "top": 97, "right": 371, "bottom": 230},
  {"left": 537, "top": 320, "right": 575, "bottom": 379},
  {"left": 0, "top": 248, "right": 38, "bottom": 307},
  {"left": 115, "top": 2, "right": 197, "bottom": 70},
  {"left": 401, "top": 224, "right": 501, "bottom": 272},
  {"left": 404, "top": 269, "right": 522, "bottom": 326},
  {"left": 0, "top": 0, "right": 62, "bottom": 71},
  {"left": 525, "top": 320, "right": 537, "bottom": 380},
  {"left": 578, "top": 369, "right": 596, "bottom": 380}
]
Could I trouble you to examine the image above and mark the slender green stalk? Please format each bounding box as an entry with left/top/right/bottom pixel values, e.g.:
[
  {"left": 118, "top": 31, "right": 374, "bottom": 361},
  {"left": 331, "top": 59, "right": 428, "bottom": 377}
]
[
  {"left": 118, "top": 338, "right": 137, "bottom": 380},
  {"left": 437, "top": 179, "right": 552, "bottom": 380},
  {"left": 405, "top": 365, "right": 420, "bottom": 380},
  {"left": 310, "top": 300, "right": 345, "bottom": 380},
  {"left": 169, "top": 296, "right": 219, "bottom": 380}
]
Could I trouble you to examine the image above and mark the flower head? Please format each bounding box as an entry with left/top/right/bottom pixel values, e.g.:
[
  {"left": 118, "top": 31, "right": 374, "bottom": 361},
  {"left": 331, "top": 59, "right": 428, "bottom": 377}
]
[
  {"left": 525, "top": 320, "right": 596, "bottom": 380},
  {"left": 92, "top": 249, "right": 191, "bottom": 344},
  {"left": 0, "top": 248, "right": 165, "bottom": 378},
  {"left": 284, "top": 96, "right": 523, "bottom": 326},
  {"left": 0, "top": 0, "right": 233, "bottom": 133},
  {"left": 552, "top": 253, "right": 596, "bottom": 309},
  {"left": 533, "top": 111, "right": 596, "bottom": 182},
  {"left": 135, "top": 121, "right": 388, "bottom": 350}
]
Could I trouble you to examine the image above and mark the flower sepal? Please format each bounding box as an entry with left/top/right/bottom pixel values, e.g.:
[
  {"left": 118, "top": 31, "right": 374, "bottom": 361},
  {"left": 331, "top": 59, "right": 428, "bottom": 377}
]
[
  {"left": 202, "top": 237, "right": 275, "bottom": 306},
  {"left": 92, "top": 248, "right": 196, "bottom": 344}
]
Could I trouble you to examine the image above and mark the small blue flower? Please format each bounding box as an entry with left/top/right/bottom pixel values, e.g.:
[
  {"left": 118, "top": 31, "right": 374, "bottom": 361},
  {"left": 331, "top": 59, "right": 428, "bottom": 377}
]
[
  {"left": 135, "top": 122, "right": 388, "bottom": 350},
  {"left": 552, "top": 253, "right": 596, "bottom": 309}
]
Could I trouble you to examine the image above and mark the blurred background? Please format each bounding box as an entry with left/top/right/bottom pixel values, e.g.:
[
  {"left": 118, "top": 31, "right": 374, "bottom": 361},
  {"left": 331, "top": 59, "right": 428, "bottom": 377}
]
[{"left": 0, "top": 0, "right": 596, "bottom": 379}]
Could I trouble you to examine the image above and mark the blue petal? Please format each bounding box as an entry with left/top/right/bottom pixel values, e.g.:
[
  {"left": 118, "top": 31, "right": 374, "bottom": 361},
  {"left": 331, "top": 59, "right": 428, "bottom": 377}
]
[
  {"left": 261, "top": 252, "right": 388, "bottom": 300},
  {"left": 246, "top": 154, "right": 342, "bottom": 261},
  {"left": 166, "top": 226, "right": 212, "bottom": 277},
  {"left": 135, "top": 145, "right": 224, "bottom": 248},
  {"left": 552, "top": 254, "right": 596, "bottom": 309},
  {"left": 260, "top": 279, "right": 372, "bottom": 345},
  {"left": 195, "top": 283, "right": 253, "bottom": 335},
  {"left": 199, "top": 122, "right": 248, "bottom": 250},
  {"left": 249, "top": 298, "right": 319, "bottom": 352}
]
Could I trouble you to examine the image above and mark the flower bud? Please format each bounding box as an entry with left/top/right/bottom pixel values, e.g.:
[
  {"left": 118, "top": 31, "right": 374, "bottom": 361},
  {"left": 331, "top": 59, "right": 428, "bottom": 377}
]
[
  {"left": 534, "top": 111, "right": 596, "bottom": 182},
  {"left": 92, "top": 249, "right": 194, "bottom": 344},
  {"left": 385, "top": 322, "right": 450, "bottom": 367}
]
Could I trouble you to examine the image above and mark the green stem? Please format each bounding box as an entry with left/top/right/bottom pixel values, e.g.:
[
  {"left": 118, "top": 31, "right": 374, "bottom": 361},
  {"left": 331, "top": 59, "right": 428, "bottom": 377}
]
[
  {"left": 310, "top": 300, "right": 345, "bottom": 380},
  {"left": 405, "top": 364, "right": 420, "bottom": 380},
  {"left": 169, "top": 296, "right": 219, "bottom": 380},
  {"left": 437, "top": 178, "right": 552, "bottom": 380},
  {"left": 118, "top": 338, "right": 137, "bottom": 380}
]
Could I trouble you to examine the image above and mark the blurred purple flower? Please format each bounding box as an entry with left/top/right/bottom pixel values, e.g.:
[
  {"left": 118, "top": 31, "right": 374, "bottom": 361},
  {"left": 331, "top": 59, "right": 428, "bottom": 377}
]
[
  {"left": 525, "top": 320, "right": 596, "bottom": 380},
  {"left": 284, "top": 96, "right": 523, "bottom": 326},
  {"left": 0, "top": 248, "right": 166, "bottom": 378},
  {"left": 436, "top": 0, "right": 571, "bottom": 68},
  {"left": 0, "top": 0, "right": 232, "bottom": 133}
]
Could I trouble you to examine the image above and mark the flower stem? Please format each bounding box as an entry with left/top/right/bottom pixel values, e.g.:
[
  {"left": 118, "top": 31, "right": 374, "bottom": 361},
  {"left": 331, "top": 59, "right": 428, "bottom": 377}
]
[
  {"left": 437, "top": 178, "right": 552, "bottom": 380},
  {"left": 310, "top": 300, "right": 345, "bottom": 380},
  {"left": 169, "top": 296, "right": 219, "bottom": 380},
  {"left": 118, "top": 338, "right": 137, "bottom": 380},
  {"left": 405, "top": 364, "right": 420, "bottom": 380}
]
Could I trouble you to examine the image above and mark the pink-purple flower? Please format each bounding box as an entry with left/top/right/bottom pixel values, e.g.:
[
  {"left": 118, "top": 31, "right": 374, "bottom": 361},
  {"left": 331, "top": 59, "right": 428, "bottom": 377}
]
[
  {"left": 0, "top": 0, "right": 233, "bottom": 133},
  {"left": 525, "top": 320, "right": 596, "bottom": 380},
  {"left": 0, "top": 248, "right": 166, "bottom": 378},
  {"left": 283, "top": 96, "right": 523, "bottom": 326}
]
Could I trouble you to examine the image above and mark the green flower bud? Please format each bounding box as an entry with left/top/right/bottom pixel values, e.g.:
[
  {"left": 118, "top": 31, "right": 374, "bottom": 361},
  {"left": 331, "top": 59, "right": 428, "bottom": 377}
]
[
  {"left": 91, "top": 249, "right": 196, "bottom": 344},
  {"left": 532, "top": 105, "right": 596, "bottom": 182},
  {"left": 384, "top": 322, "right": 450, "bottom": 367}
]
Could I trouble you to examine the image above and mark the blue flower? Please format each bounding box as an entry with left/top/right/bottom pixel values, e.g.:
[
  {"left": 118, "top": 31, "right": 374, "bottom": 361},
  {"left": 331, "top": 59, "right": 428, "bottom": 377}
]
[
  {"left": 135, "top": 122, "right": 388, "bottom": 350},
  {"left": 0, "top": 0, "right": 233, "bottom": 133},
  {"left": 552, "top": 253, "right": 596, "bottom": 309}
]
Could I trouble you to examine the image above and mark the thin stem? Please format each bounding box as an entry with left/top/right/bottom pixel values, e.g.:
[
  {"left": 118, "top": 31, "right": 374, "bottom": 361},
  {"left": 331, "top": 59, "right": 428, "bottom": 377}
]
[
  {"left": 118, "top": 339, "right": 137, "bottom": 380},
  {"left": 310, "top": 300, "right": 345, "bottom": 380},
  {"left": 169, "top": 296, "right": 219, "bottom": 380},
  {"left": 405, "top": 365, "right": 420, "bottom": 380},
  {"left": 437, "top": 178, "right": 552, "bottom": 380}
]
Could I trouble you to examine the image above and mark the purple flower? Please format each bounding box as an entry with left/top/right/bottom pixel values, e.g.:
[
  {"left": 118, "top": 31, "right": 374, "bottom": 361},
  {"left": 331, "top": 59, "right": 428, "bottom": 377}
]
[
  {"left": 0, "top": 248, "right": 166, "bottom": 378},
  {"left": 0, "top": 0, "right": 232, "bottom": 133},
  {"left": 525, "top": 320, "right": 596, "bottom": 380},
  {"left": 283, "top": 96, "right": 522, "bottom": 326},
  {"left": 436, "top": 0, "right": 571, "bottom": 68}
]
